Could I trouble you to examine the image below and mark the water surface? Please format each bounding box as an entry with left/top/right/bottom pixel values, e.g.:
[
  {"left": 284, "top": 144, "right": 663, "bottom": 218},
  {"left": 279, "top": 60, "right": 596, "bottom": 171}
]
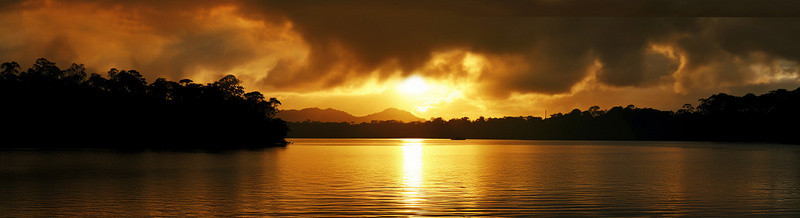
[{"left": 2, "top": 139, "right": 799, "bottom": 216}]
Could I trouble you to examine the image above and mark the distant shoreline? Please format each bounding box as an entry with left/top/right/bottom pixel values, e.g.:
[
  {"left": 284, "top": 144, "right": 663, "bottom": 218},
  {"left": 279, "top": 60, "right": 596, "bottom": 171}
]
[
  {"left": 285, "top": 137, "right": 798, "bottom": 145},
  {"left": 286, "top": 86, "right": 800, "bottom": 146}
]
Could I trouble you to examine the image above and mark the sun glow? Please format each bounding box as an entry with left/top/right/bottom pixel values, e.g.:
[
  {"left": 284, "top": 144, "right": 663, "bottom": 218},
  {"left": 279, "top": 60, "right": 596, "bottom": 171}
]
[{"left": 398, "top": 75, "right": 430, "bottom": 95}]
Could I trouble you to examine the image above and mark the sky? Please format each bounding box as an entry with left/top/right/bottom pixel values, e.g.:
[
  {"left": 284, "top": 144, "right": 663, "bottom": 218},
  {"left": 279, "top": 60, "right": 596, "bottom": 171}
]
[{"left": 2, "top": 0, "right": 800, "bottom": 119}]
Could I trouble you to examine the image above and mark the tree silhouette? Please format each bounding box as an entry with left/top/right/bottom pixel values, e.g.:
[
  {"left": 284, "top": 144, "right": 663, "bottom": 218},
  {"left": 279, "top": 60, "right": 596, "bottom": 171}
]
[
  {"left": 0, "top": 58, "right": 288, "bottom": 149},
  {"left": 289, "top": 88, "right": 800, "bottom": 144}
]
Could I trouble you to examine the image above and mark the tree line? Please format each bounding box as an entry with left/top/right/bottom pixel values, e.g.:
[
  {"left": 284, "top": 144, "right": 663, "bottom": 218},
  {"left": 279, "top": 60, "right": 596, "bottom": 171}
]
[
  {"left": 3, "top": 58, "right": 797, "bottom": 146},
  {"left": 0, "top": 58, "right": 288, "bottom": 149},
  {"left": 289, "top": 87, "right": 800, "bottom": 144}
]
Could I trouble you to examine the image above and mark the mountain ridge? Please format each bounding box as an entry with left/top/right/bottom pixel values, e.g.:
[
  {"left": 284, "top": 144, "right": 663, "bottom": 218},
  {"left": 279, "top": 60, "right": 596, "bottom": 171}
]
[{"left": 278, "top": 107, "right": 425, "bottom": 123}]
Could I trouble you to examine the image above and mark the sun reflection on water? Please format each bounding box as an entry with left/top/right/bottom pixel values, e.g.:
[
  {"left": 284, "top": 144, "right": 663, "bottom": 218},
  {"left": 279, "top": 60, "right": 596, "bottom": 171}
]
[{"left": 401, "top": 139, "right": 424, "bottom": 207}]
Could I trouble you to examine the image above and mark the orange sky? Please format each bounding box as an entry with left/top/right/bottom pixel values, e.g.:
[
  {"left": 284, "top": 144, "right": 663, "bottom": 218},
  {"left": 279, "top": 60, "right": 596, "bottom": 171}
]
[{"left": 2, "top": 0, "right": 800, "bottom": 119}]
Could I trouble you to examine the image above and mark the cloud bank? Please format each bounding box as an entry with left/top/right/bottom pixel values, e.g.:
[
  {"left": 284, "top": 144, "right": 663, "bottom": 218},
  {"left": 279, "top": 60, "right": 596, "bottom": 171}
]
[{"left": 2, "top": 0, "right": 800, "bottom": 117}]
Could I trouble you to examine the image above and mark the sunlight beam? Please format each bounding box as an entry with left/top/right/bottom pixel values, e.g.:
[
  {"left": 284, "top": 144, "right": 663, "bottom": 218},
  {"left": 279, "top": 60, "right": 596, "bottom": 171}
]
[{"left": 401, "top": 139, "right": 424, "bottom": 206}]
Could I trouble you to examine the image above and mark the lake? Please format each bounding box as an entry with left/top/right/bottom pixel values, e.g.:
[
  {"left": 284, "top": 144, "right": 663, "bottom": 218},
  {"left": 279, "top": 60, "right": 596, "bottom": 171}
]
[{"left": 2, "top": 139, "right": 799, "bottom": 216}]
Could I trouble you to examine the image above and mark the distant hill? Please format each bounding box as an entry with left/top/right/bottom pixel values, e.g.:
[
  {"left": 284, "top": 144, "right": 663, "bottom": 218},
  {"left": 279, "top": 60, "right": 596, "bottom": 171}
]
[
  {"left": 279, "top": 107, "right": 425, "bottom": 123},
  {"left": 361, "top": 108, "right": 426, "bottom": 123}
]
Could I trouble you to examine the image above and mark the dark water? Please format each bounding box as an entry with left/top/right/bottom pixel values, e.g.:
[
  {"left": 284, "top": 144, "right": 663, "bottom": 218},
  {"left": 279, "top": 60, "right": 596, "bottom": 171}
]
[{"left": 2, "top": 139, "right": 799, "bottom": 216}]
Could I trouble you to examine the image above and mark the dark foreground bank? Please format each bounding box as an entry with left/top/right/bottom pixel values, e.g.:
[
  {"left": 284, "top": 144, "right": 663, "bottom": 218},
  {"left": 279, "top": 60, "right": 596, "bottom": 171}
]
[{"left": 0, "top": 59, "right": 288, "bottom": 149}]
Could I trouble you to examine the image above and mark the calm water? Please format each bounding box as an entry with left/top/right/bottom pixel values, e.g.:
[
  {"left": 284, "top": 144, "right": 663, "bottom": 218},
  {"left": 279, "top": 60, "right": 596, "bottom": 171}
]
[{"left": 2, "top": 139, "right": 799, "bottom": 216}]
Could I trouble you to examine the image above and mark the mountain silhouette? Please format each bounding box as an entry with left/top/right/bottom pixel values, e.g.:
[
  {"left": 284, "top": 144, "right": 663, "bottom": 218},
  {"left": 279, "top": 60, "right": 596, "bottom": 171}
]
[
  {"left": 279, "top": 107, "right": 425, "bottom": 123},
  {"left": 360, "top": 108, "right": 425, "bottom": 123}
]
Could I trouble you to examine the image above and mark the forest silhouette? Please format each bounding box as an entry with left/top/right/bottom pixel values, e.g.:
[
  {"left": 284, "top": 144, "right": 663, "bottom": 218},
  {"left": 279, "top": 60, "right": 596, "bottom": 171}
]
[
  {"left": 290, "top": 89, "right": 800, "bottom": 144},
  {"left": 2, "top": 58, "right": 799, "bottom": 148},
  {"left": 0, "top": 59, "right": 288, "bottom": 149}
]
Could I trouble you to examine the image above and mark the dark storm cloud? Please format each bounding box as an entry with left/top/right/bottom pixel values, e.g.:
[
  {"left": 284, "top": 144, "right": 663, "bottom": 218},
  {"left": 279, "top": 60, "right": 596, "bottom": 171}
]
[
  {"left": 1, "top": 0, "right": 800, "bottom": 97},
  {"left": 713, "top": 18, "right": 800, "bottom": 60},
  {"left": 244, "top": 1, "right": 696, "bottom": 93},
  {"left": 0, "top": 0, "right": 297, "bottom": 83},
  {"left": 242, "top": 0, "right": 800, "bottom": 95}
]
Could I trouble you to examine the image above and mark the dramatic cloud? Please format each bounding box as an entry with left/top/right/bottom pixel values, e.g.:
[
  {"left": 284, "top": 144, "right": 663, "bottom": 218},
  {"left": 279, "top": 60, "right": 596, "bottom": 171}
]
[{"left": 1, "top": 0, "right": 800, "bottom": 118}]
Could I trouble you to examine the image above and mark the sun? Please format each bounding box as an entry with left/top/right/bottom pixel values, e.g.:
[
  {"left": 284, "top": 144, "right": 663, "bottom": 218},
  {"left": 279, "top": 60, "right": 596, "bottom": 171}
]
[{"left": 398, "top": 75, "right": 429, "bottom": 95}]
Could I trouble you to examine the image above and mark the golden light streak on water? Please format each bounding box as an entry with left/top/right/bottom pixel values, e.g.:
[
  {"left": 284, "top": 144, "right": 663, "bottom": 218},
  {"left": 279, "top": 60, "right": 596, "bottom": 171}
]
[{"left": 401, "top": 139, "right": 424, "bottom": 207}]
